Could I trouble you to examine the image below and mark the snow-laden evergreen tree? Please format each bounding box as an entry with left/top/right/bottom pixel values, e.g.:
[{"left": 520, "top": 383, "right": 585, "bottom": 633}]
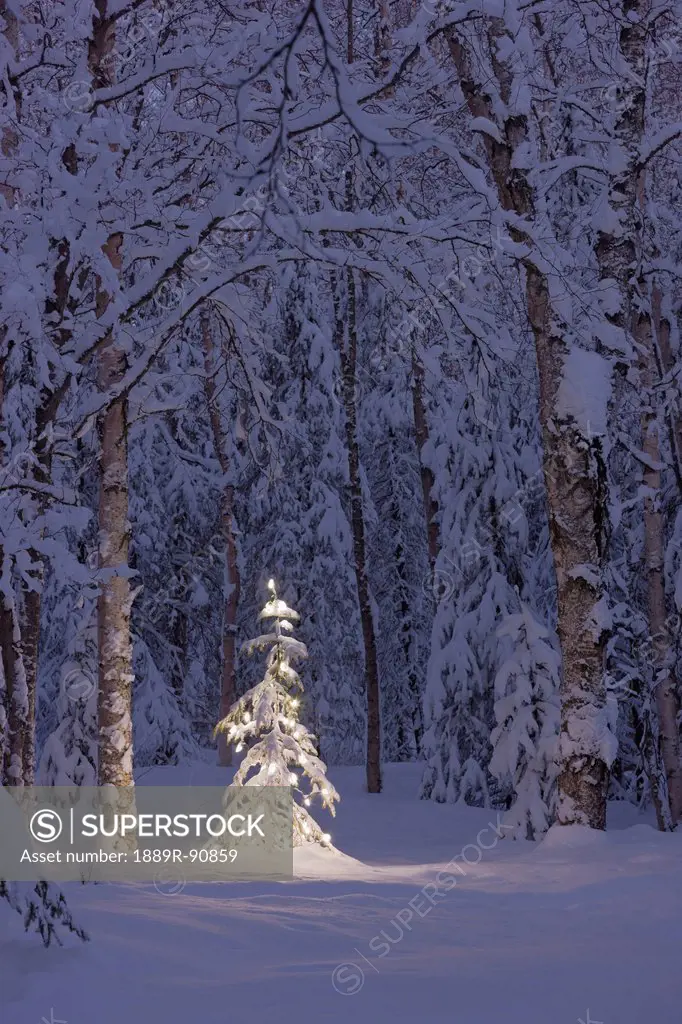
[
  {"left": 128, "top": 346, "right": 219, "bottom": 764},
  {"left": 420, "top": 342, "right": 533, "bottom": 809},
  {"left": 489, "top": 605, "right": 561, "bottom": 839},
  {"left": 39, "top": 594, "right": 98, "bottom": 787},
  {"left": 132, "top": 639, "right": 196, "bottom": 767},
  {"left": 215, "top": 581, "right": 339, "bottom": 846},
  {"left": 362, "top": 345, "right": 431, "bottom": 762}
]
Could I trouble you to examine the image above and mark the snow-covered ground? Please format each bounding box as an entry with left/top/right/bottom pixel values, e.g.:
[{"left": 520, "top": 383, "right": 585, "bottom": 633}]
[{"left": 3, "top": 762, "right": 681, "bottom": 1023}]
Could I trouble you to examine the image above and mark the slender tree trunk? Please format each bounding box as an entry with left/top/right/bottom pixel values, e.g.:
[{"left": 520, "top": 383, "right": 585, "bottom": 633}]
[
  {"left": 647, "top": 288, "right": 682, "bottom": 819},
  {"left": 0, "top": 584, "right": 28, "bottom": 786},
  {"left": 337, "top": 0, "right": 382, "bottom": 793},
  {"left": 639, "top": 307, "right": 682, "bottom": 823},
  {"left": 0, "top": 0, "right": 19, "bottom": 213},
  {"left": 391, "top": 478, "right": 423, "bottom": 757},
  {"left": 446, "top": 26, "right": 611, "bottom": 827},
  {"left": 19, "top": 401, "right": 60, "bottom": 788},
  {"left": 201, "top": 311, "right": 240, "bottom": 767},
  {"left": 20, "top": 588, "right": 39, "bottom": 785},
  {"left": 411, "top": 351, "right": 439, "bottom": 572},
  {"left": 16, "top": 97, "right": 87, "bottom": 795},
  {"left": 338, "top": 268, "right": 382, "bottom": 793},
  {"left": 637, "top": 698, "right": 672, "bottom": 832},
  {"left": 651, "top": 286, "right": 682, "bottom": 495},
  {"left": 19, "top": 193, "right": 84, "bottom": 788},
  {"left": 169, "top": 605, "right": 188, "bottom": 708},
  {"left": 17, "top": 380, "right": 68, "bottom": 790}
]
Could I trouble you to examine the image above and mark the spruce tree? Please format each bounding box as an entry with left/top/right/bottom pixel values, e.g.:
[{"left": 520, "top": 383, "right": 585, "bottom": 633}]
[
  {"left": 215, "top": 580, "right": 339, "bottom": 846},
  {"left": 489, "top": 605, "right": 561, "bottom": 839}
]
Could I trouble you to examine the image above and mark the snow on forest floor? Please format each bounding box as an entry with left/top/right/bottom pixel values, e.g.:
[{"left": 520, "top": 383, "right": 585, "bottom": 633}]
[{"left": 2, "top": 761, "right": 681, "bottom": 1024}]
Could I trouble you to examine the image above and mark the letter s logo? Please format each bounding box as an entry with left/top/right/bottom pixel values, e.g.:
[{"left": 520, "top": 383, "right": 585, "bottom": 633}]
[{"left": 29, "top": 809, "right": 63, "bottom": 843}]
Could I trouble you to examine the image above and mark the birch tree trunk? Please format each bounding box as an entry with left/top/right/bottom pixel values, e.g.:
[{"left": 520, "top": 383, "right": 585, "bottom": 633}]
[
  {"left": 593, "top": 0, "right": 682, "bottom": 823},
  {"left": 89, "top": 3, "right": 135, "bottom": 790},
  {"left": 96, "top": 255, "right": 134, "bottom": 788},
  {"left": 446, "top": 26, "right": 611, "bottom": 828},
  {"left": 201, "top": 311, "right": 240, "bottom": 768},
  {"left": 651, "top": 286, "right": 682, "bottom": 495}
]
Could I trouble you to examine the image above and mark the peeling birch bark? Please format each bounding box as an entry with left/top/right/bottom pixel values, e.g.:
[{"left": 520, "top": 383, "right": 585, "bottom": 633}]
[
  {"left": 593, "top": 0, "right": 682, "bottom": 824},
  {"left": 89, "top": 2, "right": 135, "bottom": 794},
  {"left": 446, "top": 25, "right": 611, "bottom": 828}
]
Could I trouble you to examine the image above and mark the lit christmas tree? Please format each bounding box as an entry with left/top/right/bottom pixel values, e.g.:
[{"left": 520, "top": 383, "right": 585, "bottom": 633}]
[{"left": 215, "top": 579, "right": 339, "bottom": 846}]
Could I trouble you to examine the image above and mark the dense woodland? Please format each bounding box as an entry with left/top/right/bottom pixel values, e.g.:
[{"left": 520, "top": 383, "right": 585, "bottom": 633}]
[{"left": 1, "top": 0, "right": 682, "bottom": 940}]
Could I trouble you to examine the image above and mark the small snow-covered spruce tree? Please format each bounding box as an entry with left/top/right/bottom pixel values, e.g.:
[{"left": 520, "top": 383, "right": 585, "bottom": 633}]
[
  {"left": 215, "top": 580, "right": 339, "bottom": 846},
  {"left": 489, "top": 605, "right": 561, "bottom": 839}
]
